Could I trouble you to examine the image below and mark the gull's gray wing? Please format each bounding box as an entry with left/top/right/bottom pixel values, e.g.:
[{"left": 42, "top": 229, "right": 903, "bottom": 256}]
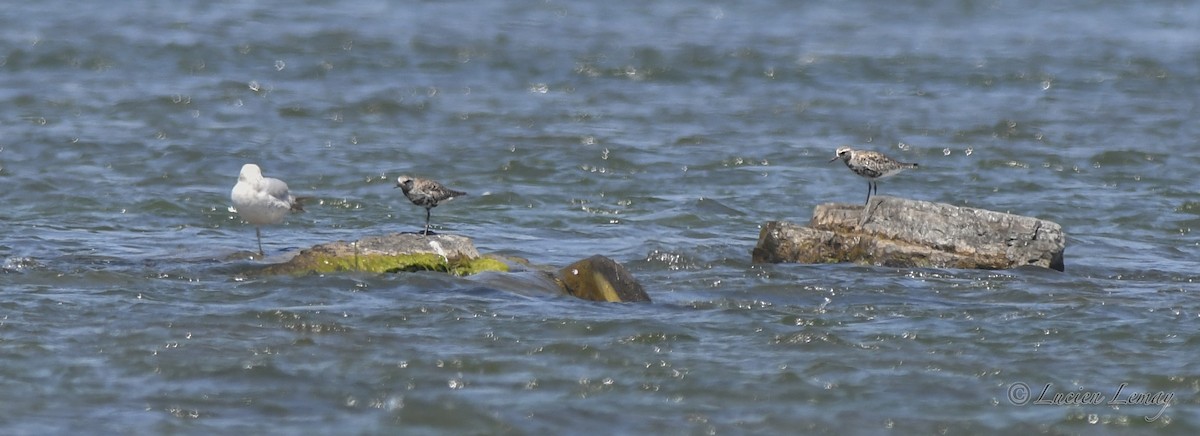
[{"left": 260, "top": 177, "right": 297, "bottom": 206}]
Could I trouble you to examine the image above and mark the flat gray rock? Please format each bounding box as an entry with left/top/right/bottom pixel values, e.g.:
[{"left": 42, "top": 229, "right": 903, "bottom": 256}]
[{"left": 754, "top": 196, "right": 1066, "bottom": 271}]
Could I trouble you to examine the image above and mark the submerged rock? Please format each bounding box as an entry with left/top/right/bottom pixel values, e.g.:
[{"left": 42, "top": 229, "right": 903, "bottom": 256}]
[
  {"left": 556, "top": 255, "right": 652, "bottom": 303},
  {"left": 251, "top": 233, "right": 651, "bottom": 303},
  {"left": 259, "top": 233, "right": 508, "bottom": 276},
  {"left": 753, "top": 196, "right": 1066, "bottom": 271}
]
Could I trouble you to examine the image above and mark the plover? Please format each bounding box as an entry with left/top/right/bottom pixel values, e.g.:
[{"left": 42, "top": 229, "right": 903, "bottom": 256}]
[
  {"left": 395, "top": 176, "right": 467, "bottom": 236},
  {"left": 231, "top": 163, "right": 305, "bottom": 256},
  {"left": 829, "top": 146, "right": 918, "bottom": 204}
]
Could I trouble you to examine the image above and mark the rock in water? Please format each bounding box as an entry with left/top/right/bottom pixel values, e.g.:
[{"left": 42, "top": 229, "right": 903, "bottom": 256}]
[
  {"left": 753, "top": 196, "right": 1066, "bottom": 271},
  {"left": 243, "top": 234, "right": 652, "bottom": 303},
  {"left": 557, "top": 255, "right": 652, "bottom": 303},
  {"left": 259, "top": 233, "right": 508, "bottom": 276}
]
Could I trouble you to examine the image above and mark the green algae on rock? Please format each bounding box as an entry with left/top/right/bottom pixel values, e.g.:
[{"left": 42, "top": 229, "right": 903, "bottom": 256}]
[
  {"left": 249, "top": 234, "right": 653, "bottom": 304},
  {"left": 260, "top": 233, "right": 508, "bottom": 276}
]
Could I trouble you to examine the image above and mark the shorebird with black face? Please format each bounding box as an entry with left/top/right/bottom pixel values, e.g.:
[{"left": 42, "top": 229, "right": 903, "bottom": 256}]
[
  {"left": 829, "top": 146, "right": 918, "bottom": 204},
  {"left": 395, "top": 176, "right": 467, "bottom": 236},
  {"left": 230, "top": 163, "right": 305, "bottom": 256}
]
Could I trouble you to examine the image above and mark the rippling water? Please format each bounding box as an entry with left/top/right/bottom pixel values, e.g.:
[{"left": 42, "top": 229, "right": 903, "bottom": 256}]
[{"left": 2, "top": 0, "right": 1198, "bottom": 433}]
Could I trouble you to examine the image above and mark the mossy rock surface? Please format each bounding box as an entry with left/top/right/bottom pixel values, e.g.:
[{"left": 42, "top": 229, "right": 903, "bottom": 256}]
[
  {"left": 259, "top": 233, "right": 507, "bottom": 276},
  {"left": 246, "top": 234, "right": 652, "bottom": 304}
]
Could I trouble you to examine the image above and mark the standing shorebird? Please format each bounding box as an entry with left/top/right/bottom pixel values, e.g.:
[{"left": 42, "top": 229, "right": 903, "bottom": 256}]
[
  {"left": 231, "top": 163, "right": 305, "bottom": 256},
  {"left": 395, "top": 176, "right": 467, "bottom": 236},
  {"left": 829, "top": 146, "right": 919, "bottom": 204}
]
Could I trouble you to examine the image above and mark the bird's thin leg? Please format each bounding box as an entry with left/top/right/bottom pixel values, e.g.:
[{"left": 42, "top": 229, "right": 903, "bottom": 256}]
[
  {"left": 256, "top": 227, "right": 264, "bottom": 256},
  {"left": 424, "top": 208, "right": 432, "bottom": 236},
  {"left": 864, "top": 182, "right": 872, "bottom": 205}
]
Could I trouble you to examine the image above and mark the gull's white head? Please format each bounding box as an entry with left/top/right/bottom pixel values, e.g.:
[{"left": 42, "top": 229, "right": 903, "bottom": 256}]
[
  {"left": 829, "top": 146, "right": 854, "bottom": 163},
  {"left": 239, "top": 164, "right": 263, "bottom": 183}
]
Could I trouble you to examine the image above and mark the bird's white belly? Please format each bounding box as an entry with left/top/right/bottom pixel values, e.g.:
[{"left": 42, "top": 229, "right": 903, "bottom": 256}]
[{"left": 232, "top": 186, "right": 291, "bottom": 225}]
